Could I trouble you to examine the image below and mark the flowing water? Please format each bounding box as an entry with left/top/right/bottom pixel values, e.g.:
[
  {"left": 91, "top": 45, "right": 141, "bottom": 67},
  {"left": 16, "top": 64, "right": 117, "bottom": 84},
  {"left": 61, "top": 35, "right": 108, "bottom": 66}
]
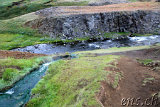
[
  {"left": 12, "top": 35, "right": 160, "bottom": 54},
  {"left": 1, "top": 35, "right": 160, "bottom": 107},
  {"left": 0, "top": 62, "right": 52, "bottom": 107}
]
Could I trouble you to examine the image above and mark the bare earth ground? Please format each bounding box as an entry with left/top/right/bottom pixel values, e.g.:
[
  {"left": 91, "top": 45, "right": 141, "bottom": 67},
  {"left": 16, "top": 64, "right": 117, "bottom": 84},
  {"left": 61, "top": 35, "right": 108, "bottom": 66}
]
[
  {"left": 97, "top": 47, "right": 160, "bottom": 107},
  {"left": 37, "top": 2, "right": 160, "bottom": 17},
  {"left": 0, "top": 50, "right": 46, "bottom": 59}
]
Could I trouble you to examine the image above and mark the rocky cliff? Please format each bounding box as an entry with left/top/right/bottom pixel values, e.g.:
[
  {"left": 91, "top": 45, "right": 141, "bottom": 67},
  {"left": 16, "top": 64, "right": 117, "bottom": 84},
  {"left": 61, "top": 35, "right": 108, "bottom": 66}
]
[{"left": 26, "top": 4, "right": 160, "bottom": 39}]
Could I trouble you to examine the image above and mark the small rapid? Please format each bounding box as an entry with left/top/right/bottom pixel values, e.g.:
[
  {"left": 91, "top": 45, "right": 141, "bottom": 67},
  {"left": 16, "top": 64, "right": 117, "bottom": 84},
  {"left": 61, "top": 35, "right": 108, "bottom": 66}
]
[
  {"left": 0, "top": 62, "right": 52, "bottom": 107},
  {"left": 1, "top": 35, "right": 160, "bottom": 107},
  {"left": 12, "top": 35, "right": 160, "bottom": 55}
]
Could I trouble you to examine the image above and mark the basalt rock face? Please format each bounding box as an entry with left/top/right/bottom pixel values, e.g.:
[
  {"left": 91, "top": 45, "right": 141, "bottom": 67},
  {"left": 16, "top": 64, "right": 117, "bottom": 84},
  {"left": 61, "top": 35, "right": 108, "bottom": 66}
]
[{"left": 27, "top": 10, "right": 160, "bottom": 39}]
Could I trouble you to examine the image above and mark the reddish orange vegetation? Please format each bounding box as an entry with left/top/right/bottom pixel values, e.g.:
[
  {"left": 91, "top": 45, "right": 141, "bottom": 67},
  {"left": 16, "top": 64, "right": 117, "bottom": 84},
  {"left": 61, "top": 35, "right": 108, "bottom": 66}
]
[
  {"left": 49, "top": 2, "right": 160, "bottom": 17},
  {"left": 0, "top": 50, "right": 46, "bottom": 59}
]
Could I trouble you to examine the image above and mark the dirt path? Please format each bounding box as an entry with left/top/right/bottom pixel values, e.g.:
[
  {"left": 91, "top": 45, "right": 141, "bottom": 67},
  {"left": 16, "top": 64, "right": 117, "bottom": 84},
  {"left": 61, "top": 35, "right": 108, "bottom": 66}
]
[
  {"left": 97, "top": 47, "right": 160, "bottom": 107},
  {"left": 98, "top": 57, "right": 160, "bottom": 107}
]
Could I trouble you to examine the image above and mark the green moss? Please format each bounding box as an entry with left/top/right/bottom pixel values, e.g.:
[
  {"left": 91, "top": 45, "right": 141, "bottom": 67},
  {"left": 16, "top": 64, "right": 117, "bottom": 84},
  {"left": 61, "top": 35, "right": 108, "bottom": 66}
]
[
  {"left": 133, "top": 33, "right": 153, "bottom": 37},
  {"left": 104, "top": 32, "right": 154, "bottom": 39},
  {"left": 104, "top": 32, "right": 130, "bottom": 39},
  {"left": 27, "top": 55, "right": 120, "bottom": 107}
]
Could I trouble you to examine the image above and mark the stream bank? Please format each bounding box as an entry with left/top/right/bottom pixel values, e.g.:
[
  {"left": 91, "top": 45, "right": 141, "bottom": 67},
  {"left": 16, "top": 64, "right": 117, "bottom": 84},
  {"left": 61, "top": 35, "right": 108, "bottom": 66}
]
[
  {"left": 0, "top": 55, "right": 75, "bottom": 107},
  {"left": 1, "top": 35, "right": 160, "bottom": 107},
  {"left": 0, "top": 62, "right": 51, "bottom": 107}
]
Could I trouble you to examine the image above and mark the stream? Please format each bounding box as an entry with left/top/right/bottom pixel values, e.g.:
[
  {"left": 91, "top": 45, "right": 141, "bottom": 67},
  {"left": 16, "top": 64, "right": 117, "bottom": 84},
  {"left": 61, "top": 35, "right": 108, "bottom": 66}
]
[
  {"left": 0, "top": 62, "right": 52, "bottom": 107},
  {"left": 0, "top": 35, "right": 160, "bottom": 107},
  {"left": 12, "top": 35, "right": 160, "bottom": 54}
]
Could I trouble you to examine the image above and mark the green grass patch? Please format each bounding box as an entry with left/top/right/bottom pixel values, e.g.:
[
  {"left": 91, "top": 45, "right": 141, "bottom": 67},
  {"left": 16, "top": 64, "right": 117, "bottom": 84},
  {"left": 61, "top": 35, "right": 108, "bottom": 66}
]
[
  {"left": 0, "top": 33, "right": 48, "bottom": 50},
  {"left": 2, "top": 68, "right": 19, "bottom": 81},
  {"left": 27, "top": 55, "right": 119, "bottom": 107},
  {"left": 104, "top": 32, "right": 130, "bottom": 39},
  {"left": 0, "top": 20, "right": 59, "bottom": 50},
  {"left": 51, "top": 1, "right": 89, "bottom": 6},
  {"left": 0, "top": 0, "right": 88, "bottom": 20},
  {"left": 75, "top": 45, "right": 150, "bottom": 55},
  {"left": 0, "top": 0, "right": 20, "bottom": 6},
  {"left": 138, "top": 59, "right": 153, "bottom": 65},
  {"left": 0, "top": 20, "right": 40, "bottom": 36},
  {"left": 142, "top": 77, "right": 155, "bottom": 86},
  {"left": 0, "top": 3, "right": 49, "bottom": 20},
  {"left": 133, "top": 33, "right": 153, "bottom": 37},
  {"left": 0, "top": 33, "right": 94, "bottom": 50},
  {"left": 104, "top": 32, "right": 154, "bottom": 39},
  {"left": 0, "top": 57, "right": 44, "bottom": 90}
]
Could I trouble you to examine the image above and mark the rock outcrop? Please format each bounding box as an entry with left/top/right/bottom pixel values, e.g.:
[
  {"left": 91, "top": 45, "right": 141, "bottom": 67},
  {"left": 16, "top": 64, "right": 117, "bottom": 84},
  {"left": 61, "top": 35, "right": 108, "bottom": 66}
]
[{"left": 26, "top": 5, "right": 160, "bottom": 39}]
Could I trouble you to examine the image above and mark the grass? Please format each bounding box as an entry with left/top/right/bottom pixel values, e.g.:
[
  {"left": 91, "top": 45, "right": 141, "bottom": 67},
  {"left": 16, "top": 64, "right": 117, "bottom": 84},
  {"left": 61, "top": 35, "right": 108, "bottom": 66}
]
[
  {"left": 103, "top": 32, "right": 154, "bottom": 39},
  {"left": 0, "top": 17, "right": 156, "bottom": 50},
  {"left": 0, "top": 20, "right": 150, "bottom": 50},
  {"left": 0, "top": 0, "right": 20, "bottom": 6},
  {"left": 0, "top": 30, "right": 155, "bottom": 50},
  {"left": 138, "top": 59, "right": 153, "bottom": 65},
  {"left": 142, "top": 77, "right": 155, "bottom": 86},
  {"left": 0, "top": 4, "right": 49, "bottom": 20},
  {"left": 104, "top": 32, "right": 130, "bottom": 39},
  {"left": 0, "top": 20, "right": 67, "bottom": 50},
  {"left": 0, "top": 33, "right": 58, "bottom": 50},
  {"left": 0, "top": 20, "right": 38, "bottom": 35},
  {"left": 0, "top": 0, "right": 89, "bottom": 20},
  {"left": 0, "top": 57, "right": 44, "bottom": 90},
  {"left": 2, "top": 68, "right": 19, "bottom": 81},
  {"left": 0, "top": 0, "right": 89, "bottom": 49},
  {"left": 75, "top": 45, "right": 150, "bottom": 55},
  {"left": 27, "top": 55, "right": 120, "bottom": 107}
]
